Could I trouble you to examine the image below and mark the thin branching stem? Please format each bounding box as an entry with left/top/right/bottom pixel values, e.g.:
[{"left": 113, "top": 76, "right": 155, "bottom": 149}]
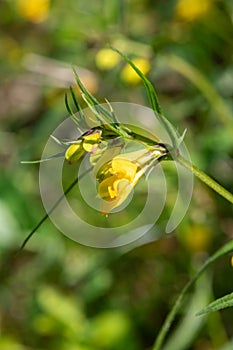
[{"left": 17, "top": 167, "right": 92, "bottom": 253}]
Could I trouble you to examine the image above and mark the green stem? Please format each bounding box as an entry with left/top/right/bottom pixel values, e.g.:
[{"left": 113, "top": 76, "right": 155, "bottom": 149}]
[
  {"left": 177, "top": 155, "right": 233, "bottom": 204},
  {"left": 17, "top": 167, "right": 92, "bottom": 253}
]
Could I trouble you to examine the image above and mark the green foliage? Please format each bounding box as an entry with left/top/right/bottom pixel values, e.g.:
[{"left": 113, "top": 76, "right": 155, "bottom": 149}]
[
  {"left": 1, "top": 1, "right": 233, "bottom": 350},
  {"left": 197, "top": 292, "right": 233, "bottom": 316}
]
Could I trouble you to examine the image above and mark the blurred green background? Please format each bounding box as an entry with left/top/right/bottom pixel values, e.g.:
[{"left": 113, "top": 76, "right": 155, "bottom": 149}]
[{"left": 0, "top": 0, "right": 233, "bottom": 349}]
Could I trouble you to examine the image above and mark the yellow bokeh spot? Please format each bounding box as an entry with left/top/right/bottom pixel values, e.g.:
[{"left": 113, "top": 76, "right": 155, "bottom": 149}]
[
  {"left": 179, "top": 224, "right": 212, "bottom": 253},
  {"left": 95, "top": 49, "right": 120, "bottom": 70},
  {"left": 120, "top": 58, "right": 151, "bottom": 85},
  {"left": 16, "top": 0, "right": 50, "bottom": 23},
  {"left": 176, "top": 0, "right": 212, "bottom": 22}
]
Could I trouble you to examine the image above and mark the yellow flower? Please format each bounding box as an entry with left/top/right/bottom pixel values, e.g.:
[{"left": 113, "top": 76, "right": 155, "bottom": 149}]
[
  {"left": 98, "top": 159, "right": 138, "bottom": 214},
  {"left": 95, "top": 48, "right": 120, "bottom": 70},
  {"left": 82, "top": 131, "right": 102, "bottom": 152},
  {"left": 16, "top": 0, "right": 50, "bottom": 23},
  {"left": 65, "top": 143, "right": 84, "bottom": 164},
  {"left": 120, "top": 58, "right": 151, "bottom": 85},
  {"left": 65, "top": 131, "right": 102, "bottom": 164},
  {"left": 96, "top": 147, "right": 164, "bottom": 214},
  {"left": 175, "top": 0, "right": 212, "bottom": 22}
]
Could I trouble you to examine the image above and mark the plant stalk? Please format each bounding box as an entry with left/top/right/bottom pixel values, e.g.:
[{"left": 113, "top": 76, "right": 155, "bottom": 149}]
[
  {"left": 177, "top": 155, "right": 233, "bottom": 204},
  {"left": 17, "top": 167, "right": 92, "bottom": 253}
]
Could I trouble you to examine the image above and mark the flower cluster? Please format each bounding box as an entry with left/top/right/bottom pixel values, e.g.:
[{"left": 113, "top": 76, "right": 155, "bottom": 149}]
[
  {"left": 65, "top": 125, "right": 167, "bottom": 215},
  {"left": 61, "top": 67, "right": 170, "bottom": 215}
]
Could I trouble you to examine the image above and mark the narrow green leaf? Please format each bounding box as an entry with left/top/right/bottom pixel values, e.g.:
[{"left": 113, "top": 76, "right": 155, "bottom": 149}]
[
  {"left": 64, "top": 92, "right": 80, "bottom": 126},
  {"left": 73, "top": 69, "right": 133, "bottom": 137},
  {"left": 163, "top": 272, "right": 211, "bottom": 350},
  {"left": 69, "top": 86, "right": 86, "bottom": 122},
  {"left": 110, "top": 47, "right": 179, "bottom": 148},
  {"left": 17, "top": 167, "right": 93, "bottom": 252},
  {"left": 72, "top": 68, "right": 114, "bottom": 123},
  {"left": 207, "top": 240, "right": 233, "bottom": 263},
  {"left": 197, "top": 292, "right": 233, "bottom": 316},
  {"left": 50, "top": 134, "right": 64, "bottom": 146},
  {"left": 105, "top": 98, "right": 119, "bottom": 123},
  {"left": 21, "top": 151, "right": 65, "bottom": 164}
]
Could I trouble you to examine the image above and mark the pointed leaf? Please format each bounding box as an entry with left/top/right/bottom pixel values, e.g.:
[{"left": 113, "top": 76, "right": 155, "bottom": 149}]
[
  {"left": 110, "top": 47, "right": 179, "bottom": 148},
  {"left": 21, "top": 151, "right": 65, "bottom": 164},
  {"left": 197, "top": 292, "right": 233, "bottom": 316}
]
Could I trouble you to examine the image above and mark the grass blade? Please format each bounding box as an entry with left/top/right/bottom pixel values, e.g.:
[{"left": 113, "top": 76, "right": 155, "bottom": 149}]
[{"left": 111, "top": 47, "right": 179, "bottom": 148}]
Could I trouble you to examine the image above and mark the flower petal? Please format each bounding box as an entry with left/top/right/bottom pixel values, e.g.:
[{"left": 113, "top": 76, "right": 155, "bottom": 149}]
[
  {"left": 112, "top": 159, "right": 137, "bottom": 181},
  {"left": 65, "top": 143, "right": 84, "bottom": 164},
  {"left": 82, "top": 131, "right": 101, "bottom": 152},
  {"left": 98, "top": 175, "right": 118, "bottom": 200},
  {"left": 100, "top": 179, "right": 133, "bottom": 215}
]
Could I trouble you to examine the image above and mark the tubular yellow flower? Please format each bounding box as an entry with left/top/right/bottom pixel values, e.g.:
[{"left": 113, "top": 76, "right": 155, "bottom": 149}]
[
  {"left": 98, "top": 159, "right": 138, "bottom": 214},
  {"left": 65, "top": 143, "right": 84, "bottom": 164},
  {"left": 96, "top": 147, "right": 166, "bottom": 214},
  {"left": 82, "top": 131, "right": 101, "bottom": 152},
  {"left": 65, "top": 130, "right": 102, "bottom": 164}
]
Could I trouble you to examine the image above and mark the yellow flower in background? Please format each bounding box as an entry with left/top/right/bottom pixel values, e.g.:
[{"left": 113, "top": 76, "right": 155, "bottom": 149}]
[
  {"left": 120, "top": 58, "right": 151, "bottom": 85},
  {"left": 16, "top": 0, "right": 50, "bottom": 23},
  {"left": 95, "top": 48, "right": 120, "bottom": 70},
  {"left": 176, "top": 0, "right": 212, "bottom": 22},
  {"left": 179, "top": 224, "right": 212, "bottom": 253}
]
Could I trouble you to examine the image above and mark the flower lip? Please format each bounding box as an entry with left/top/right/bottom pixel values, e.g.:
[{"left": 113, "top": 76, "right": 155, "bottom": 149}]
[{"left": 96, "top": 144, "right": 168, "bottom": 215}]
